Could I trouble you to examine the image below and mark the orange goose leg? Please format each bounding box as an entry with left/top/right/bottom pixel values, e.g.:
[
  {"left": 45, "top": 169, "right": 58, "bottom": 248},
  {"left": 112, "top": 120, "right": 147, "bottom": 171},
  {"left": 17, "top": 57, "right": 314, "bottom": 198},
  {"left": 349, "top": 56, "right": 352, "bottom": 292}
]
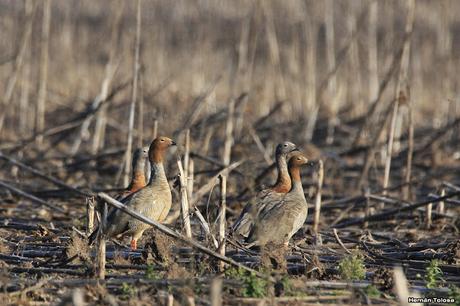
[{"left": 130, "top": 239, "right": 137, "bottom": 251}]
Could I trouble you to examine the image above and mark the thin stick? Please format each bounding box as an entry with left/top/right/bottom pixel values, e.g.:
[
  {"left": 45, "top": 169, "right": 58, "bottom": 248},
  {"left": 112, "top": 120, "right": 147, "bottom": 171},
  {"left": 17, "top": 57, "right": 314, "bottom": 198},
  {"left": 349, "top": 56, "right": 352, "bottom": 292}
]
[
  {"left": 426, "top": 202, "right": 432, "bottom": 229},
  {"left": 357, "top": 99, "right": 396, "bottom": 190},
  {"left": 96, "top": 203, "right": 107, "bottom": 279},
  {"left": 177, "top": 77, "right": 221, "bottom": 133},
  {"left": 86, "top": 197, "right": 95, "bottom": 235},
  {"left": 218, "top": 175, "right": 227, "bottom": 271},
  {"left": 393, "top": 267, "right": 422, "bottom": 306},
  {"left": 210, "top": 277, "right": 223, "bottom": 306},
  {"left": 186, "top": 296, "right": 195, "bottom": 306},
  {"left": 97, "top": 192, "right": 273, "bottom": 281},
  {"left": 0, "top": 180, "right": 65, "bottom": 213},
  {"left": 347, "top": 5, "right": 363, "bottom": 114},
  {"left": 437, "top": 188, "right": 445, "bottom": 214},
  {"left": 35, "top": 0, "right": 51, "bottom": 146},
  {"left": 261, "top": 1, "right": 286, "bottom": 101},
  {"left": 364, "top": 188, "right": 371, "bottom": 229},
  {"left": 368, "top": 1, "right": 379, "bottom": 104},
  {"left": 200, "top": 129, "right": 214, "bottom": 156},
  {"left": 91, "top": 64, "right": 118, "bottom": 155},
  {"left": 313, "top": 160, "right": 324, "bottom": 233},
  {"left": 193, "top": 205, "right": 218, "bottom": 248},
  {"left": 70, "top": 64, "right": 118, "bottom": 155},
  {"left": 19, "top": 0, "right": 33, "bottom": 136},
  {"left": 152, "top": 119, "right": 158, "bottom": 139},
  {"left": 0, "top": 151, "right": 92, "bottom": 197},
  {"left": 403, "top": 93, "right": 414, "bottom": 200},
  {"left": 177, "top": 158, "right": 192, "bottom": 238},
  {"left": 382, "top": 0, "right": 415, "bottom": 204},
  {"left": 187, "top": 158, "right": 194, "bottom": 201},
  {"left": 353, "top": 42, "right": 406, "bottom": 146},
  {"left": 123, "top": 0, "right": 142, "bottom": 187},
  {"left": 190, "top": 161, "right": 243, "bottom": 207},
  {"left": 303, "top": 3, "right": 317, "bottom": 138},
  {"left": 332, "top": 229, "right": 351, "bottom": 254},
  {"left": 248, "top": 126, "right": 272, "bottom": 165},
  {"left": 138, "top": 71, "right": 144, "bottom": 147},
  {"left": 0, "top": 2, "right": 35, "bottom": 134},
  {"left": 233, "top": 94, "right": 248, "bottom": 140},
  {"left": 334, "top": 191, "right": 460, "bottom": 228},
  {"left": 381, "top": 93, "right": 401, "bottom": 208},
  {"left": 167, "top": 294, "right": 174, "bottom": 306},
  {"left": 91, "top": 4, "right": 123, "bottom": 155},
  {"left": 184, "top": 129, "right": 190, "bottom": 180},
  {"left": 324, "top": 0, "right": 337, "bottom": 145},
  {"left": 222, "top": 100, "right": 234, "bottom": 166}
]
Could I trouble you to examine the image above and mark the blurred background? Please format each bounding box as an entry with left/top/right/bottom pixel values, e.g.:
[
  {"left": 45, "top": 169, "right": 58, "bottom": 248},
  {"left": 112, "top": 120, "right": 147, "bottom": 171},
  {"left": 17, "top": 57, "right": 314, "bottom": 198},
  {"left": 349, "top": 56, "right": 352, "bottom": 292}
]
[
  {"left": 1, "top": 0, "right": 459, "bottom": 132},
  {"left": 0, "top": 0, "right": 459, "bottom": 191}
]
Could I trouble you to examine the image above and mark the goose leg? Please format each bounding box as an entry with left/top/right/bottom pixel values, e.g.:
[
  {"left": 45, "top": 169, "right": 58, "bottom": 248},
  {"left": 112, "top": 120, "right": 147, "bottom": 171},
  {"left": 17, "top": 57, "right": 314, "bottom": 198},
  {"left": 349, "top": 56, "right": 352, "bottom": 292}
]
[
  {"left": 130, "top": 238, "right": 137, "bottom": 250},
  {"left": 130, "top": 230, "right": 145, "bottom": 251}
]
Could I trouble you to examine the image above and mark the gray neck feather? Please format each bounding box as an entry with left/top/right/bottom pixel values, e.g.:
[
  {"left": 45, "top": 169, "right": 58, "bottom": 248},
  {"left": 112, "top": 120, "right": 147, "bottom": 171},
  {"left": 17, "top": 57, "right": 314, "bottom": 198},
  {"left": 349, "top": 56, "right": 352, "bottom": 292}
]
[
  {"left": 149, "top": 162, "right": 167, "bottom": 184},
  {"left": 276, "top": 153, "right": 288, "bottom": 178},
  {"left": 291, "top": 181, "right": 306, "bottom": 200}
]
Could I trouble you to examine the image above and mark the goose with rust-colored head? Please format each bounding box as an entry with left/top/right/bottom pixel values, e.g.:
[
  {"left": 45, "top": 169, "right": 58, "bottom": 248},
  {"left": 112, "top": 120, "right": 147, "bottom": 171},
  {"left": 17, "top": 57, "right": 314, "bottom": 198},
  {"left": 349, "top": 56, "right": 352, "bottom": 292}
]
[{"left": 89, "top": 136, "right": 176, "bottom": 250}]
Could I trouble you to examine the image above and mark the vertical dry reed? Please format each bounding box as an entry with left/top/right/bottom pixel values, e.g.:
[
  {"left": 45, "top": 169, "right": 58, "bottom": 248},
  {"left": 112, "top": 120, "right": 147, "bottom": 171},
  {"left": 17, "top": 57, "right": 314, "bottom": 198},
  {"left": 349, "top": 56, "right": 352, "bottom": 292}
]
[
  {"left": 91, "top": 3, "right": 123, "bottom": 154},
  {"left": 437, "top": 188, "right": 445, "bottom": 214},
  {"left": 0, "top": 2, "right": 35, "bottom": 134},
  {"left": 403, "top": 92, "right": 414, "bottom": 200},
  {"left": 218, "top": 174, "right": 227, "bottom": 271},
  {"left": 177, "top": 157, "right": 192, "bottom": 238},
  {"left": 97, "top": 202, "right": 107, "bottom": 280},
  {"left": 124, "top": 0, "right": 142, "bottom": 186},
  {"left": 36, "top": 0, "right": 51, "bottom": 146},
  {"left": 368, "top": 1, "right": 379, "bottom": 103},
  {"left": 313, "top": 160, "right": 324, "bottom": 233},
  {"left": 86, "top": 197, "right": 95, "bottom": 235},
  {"left": 210, "top": 277, "right": 223, "bottom": 306},
  {"left": 382, "top": 0, "right": 415, "bottom": 204}
]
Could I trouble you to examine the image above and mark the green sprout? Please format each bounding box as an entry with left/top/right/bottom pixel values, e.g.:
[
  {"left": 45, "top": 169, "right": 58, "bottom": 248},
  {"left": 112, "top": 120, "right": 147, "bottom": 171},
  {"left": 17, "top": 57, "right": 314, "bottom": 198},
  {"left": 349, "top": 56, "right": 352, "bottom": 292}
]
[
  {"left": 425, "top": 260, "right": 444, "bottom": 289},
  {"left": 338, "top": 253, "right": 366, "bottom": 281},
  {"left": 225, "top": 267, "right": 268, "bottom": 298}
]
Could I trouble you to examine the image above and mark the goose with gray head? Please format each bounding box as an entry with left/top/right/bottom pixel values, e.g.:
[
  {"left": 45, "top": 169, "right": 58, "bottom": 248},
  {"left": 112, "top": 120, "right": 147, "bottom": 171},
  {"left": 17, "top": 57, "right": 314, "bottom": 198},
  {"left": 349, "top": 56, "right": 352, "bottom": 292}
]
[
  {"left": 231, "top": 141, "right": 298, "bottom": 237},
  {"left": 246, "top": 151, "right": 309, "bottom": 247}
]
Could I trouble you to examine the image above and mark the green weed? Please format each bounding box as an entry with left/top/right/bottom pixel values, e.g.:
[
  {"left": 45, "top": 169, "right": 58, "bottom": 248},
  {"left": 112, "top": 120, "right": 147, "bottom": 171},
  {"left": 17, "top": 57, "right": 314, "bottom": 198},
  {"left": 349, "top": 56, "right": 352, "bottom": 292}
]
[
  {"left": 425, "top": 260, "right": 444, "bottom": 289},
  {"left": 338, "top": 253, "right": 366, "bottom": 281},
  {"left": 145, "top": 264, "right": 159, "bottom": 280},
  {"left": 364, "top": 285, "right": 381, "bottom": 298},
  {"left": 225, "top": 267, "right": 268, "bottom": 298},
  {"left": 448, "top": 286, "right": 460, "bottom": 306},
  {"left": 120, "top": 282, "right": 135, "bottom": 298}
]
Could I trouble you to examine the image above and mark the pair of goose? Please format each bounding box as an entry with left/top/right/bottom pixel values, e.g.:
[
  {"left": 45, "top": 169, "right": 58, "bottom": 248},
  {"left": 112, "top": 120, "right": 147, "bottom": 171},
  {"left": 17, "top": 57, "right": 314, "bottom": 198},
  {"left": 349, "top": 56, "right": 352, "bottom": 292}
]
[
  {"left": 89, "top": 137, "right": 309, "bottom": 250},
  {"left": 89, "top": 136, "right": 176, "bottom": 250},
  {"left": 232, "top": 142, "right": 309, "bottom": 247}
]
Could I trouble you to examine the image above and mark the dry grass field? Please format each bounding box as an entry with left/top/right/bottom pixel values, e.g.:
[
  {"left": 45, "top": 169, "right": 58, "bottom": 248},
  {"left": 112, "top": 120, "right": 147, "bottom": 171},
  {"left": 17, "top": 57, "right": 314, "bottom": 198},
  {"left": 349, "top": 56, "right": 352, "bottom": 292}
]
[{"left": 0, "top": 0, "right": 459, "bottom": 305}]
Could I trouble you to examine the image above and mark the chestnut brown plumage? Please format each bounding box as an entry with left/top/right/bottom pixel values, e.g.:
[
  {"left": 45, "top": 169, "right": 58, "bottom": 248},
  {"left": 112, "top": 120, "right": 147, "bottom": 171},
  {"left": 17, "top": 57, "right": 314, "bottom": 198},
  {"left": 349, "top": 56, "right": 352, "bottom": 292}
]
[
  {"left": 231, "top": 141, "right": 298, "bottom": 237},
  {"left": 246, "top": 151, "right": 309, "bottom": 247},
  {"left": 89, "top": 136, "right": 176, "bottom": 250},
  {"left": 117, "top": 147, "right": 149, "bottom": 200}
]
